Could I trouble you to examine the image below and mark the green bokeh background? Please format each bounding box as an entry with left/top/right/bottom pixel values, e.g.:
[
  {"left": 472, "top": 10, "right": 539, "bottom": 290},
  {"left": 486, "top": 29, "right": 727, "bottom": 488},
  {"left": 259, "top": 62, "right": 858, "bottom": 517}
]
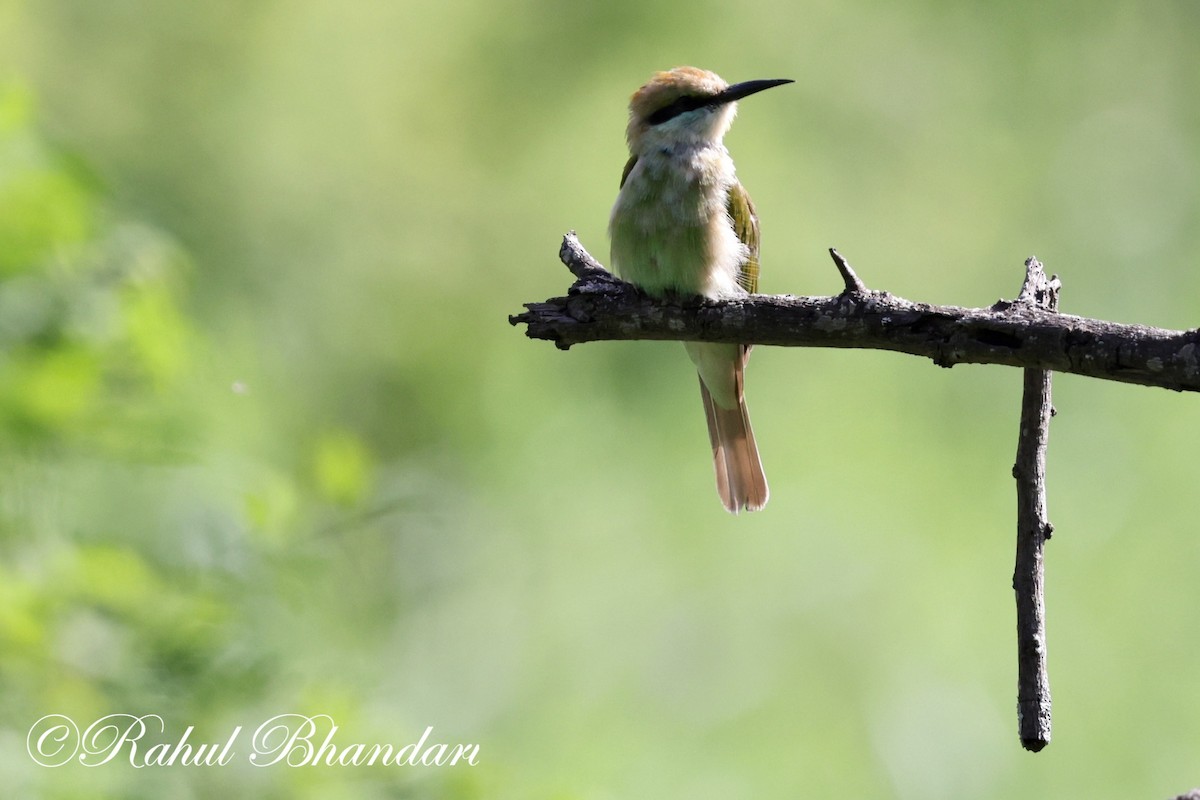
[{"left": 1, "top": 1, "right": 1199, "bottom": 797}]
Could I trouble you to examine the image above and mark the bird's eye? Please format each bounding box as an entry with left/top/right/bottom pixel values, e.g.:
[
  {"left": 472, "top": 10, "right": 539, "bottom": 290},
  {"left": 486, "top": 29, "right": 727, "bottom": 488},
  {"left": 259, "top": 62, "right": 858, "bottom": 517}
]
[{"left": 646, "top": 95, "right": 710, "bottom": 126}]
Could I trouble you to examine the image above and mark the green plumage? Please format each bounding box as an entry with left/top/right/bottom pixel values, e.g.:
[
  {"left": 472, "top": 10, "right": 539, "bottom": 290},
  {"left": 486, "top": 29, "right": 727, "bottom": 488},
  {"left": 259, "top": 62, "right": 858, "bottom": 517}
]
[
  {"left": 617, "top": 154, "right": 761, "bottom": 296},
  {"left": 726, "top": 182, "right": 760, "bottom": 294}
]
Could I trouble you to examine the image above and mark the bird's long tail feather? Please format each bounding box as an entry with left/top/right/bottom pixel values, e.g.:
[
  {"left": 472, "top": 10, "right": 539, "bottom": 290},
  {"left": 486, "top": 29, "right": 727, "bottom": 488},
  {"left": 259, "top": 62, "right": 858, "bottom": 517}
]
[{"left": 698, "top": 377, "right": 769, "bottom": 514}]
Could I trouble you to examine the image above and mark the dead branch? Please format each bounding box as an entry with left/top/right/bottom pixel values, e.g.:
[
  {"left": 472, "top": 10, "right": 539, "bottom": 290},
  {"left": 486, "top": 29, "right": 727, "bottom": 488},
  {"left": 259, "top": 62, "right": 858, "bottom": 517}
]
[{"left": 510, "top": 233, "right": 1200, "bottom": 394}]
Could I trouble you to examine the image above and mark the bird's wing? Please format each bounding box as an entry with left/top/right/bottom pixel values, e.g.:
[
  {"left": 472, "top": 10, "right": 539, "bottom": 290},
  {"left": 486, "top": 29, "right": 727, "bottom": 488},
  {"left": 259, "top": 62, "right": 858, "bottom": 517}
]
[
  {"left": 619, "top": 155, "right": 638, "bottom": 189},
  {"left": 727, "top": 181, "right": 761, "bottom": 294}
]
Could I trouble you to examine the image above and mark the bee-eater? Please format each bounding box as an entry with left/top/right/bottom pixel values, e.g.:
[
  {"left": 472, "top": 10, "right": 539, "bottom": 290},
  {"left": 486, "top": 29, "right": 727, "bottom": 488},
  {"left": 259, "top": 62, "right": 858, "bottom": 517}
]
[{"left": 609, "top": 66, "right": 791, "bottom": 513}]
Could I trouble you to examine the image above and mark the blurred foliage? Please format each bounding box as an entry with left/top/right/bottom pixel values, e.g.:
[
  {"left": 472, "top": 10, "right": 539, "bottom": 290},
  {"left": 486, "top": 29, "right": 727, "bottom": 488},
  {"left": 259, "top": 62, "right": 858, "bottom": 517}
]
[{"left": 0, "top": 0, "right": 1198, "bottom": 798}]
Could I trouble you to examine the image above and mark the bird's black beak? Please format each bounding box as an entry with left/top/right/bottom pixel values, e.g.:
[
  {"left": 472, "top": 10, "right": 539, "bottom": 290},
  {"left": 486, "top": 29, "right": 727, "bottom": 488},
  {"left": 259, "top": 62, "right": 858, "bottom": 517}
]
[{"left": 715, "top": 78, "right": 794, "bottom": 105}]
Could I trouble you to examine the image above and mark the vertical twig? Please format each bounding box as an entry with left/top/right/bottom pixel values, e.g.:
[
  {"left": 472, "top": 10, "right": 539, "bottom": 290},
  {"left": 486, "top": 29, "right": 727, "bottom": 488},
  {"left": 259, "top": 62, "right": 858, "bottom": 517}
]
[
  {"left": 827, "top": 248, "right": 869, "bottom": 295},
  {"left": 1012, "top": 256, "right": 1060, "bottom": 752}
]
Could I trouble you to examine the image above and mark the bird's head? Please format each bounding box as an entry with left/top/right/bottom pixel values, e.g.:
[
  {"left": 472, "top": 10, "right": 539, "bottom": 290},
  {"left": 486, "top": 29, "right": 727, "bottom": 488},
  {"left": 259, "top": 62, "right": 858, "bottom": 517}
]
[{"left": 625, "top": 67, "right": 792, "bottom": 154}]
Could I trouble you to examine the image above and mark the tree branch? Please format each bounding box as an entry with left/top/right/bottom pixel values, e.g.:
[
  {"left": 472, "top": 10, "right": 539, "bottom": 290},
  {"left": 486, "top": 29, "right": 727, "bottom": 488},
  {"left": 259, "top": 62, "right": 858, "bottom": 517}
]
[
  {"left": 511, "top": 234, "right": 1200, "bottom": 394},
  {"left": 1012, "top": 257, "right": 1058, "bottom": 753},
  {"left": 511, "top": 233, "right": 1200, "bottom": 751}
]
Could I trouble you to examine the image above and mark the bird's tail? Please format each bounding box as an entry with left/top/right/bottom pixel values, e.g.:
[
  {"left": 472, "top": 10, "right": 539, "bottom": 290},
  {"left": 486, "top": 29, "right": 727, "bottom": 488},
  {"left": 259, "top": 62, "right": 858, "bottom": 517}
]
[{"left": 698, "top": 377, "right": 769, "bottom": 514}]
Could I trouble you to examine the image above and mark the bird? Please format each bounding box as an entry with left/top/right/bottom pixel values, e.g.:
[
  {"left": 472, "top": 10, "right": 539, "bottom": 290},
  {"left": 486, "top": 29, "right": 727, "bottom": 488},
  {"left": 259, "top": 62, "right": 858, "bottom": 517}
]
[{"left": 608, "top": 66, "right": 791, "bottom": 514}]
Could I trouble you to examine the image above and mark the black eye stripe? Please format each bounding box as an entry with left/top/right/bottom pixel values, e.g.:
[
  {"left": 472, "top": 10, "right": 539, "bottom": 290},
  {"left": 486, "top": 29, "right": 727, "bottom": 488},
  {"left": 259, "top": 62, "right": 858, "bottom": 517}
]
[{"left": 646, "top": 95, "right": 712, "bottom": 126}]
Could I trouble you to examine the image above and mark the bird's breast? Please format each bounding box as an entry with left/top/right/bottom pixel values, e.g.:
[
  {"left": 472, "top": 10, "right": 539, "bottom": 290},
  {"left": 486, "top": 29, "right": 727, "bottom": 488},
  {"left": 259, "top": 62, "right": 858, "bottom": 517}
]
[{"left": 608, "top": 146, "right": 747, "bottom": 299}]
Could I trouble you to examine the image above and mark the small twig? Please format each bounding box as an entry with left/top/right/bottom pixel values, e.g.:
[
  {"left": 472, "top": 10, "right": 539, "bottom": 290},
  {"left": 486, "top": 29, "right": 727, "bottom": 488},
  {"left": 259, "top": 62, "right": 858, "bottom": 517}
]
[
  {"left": 559, "top": 231, "right": 606, "bottom": 279},
  {"left": 828, "top": 248, "right": 869, "bottom": 295},
  {"left": 1012, "top": 256, "right": 1059, "bottom": 752}
]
